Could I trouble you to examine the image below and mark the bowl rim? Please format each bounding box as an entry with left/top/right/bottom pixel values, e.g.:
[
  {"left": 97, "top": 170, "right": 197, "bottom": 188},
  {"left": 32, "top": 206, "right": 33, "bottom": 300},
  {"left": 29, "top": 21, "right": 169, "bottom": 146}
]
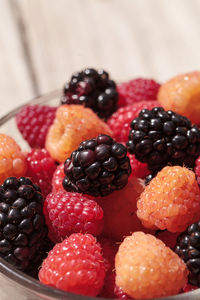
[{"left": 0, "top": 90, "right": 199, "bottom": 300}]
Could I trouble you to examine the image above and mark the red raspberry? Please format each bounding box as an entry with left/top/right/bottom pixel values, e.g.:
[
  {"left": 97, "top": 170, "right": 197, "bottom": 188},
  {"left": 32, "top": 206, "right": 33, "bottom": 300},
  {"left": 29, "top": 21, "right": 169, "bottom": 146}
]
[
  {"left": 98, "top": 238, "right": 130, "bottom": 299},
  {"left": 156, "top": 230, "right": 180, "bottom": 249},
  {"left": 183, "top": 284, "right": 198, "bottom": 293},
  {"left": 117, "top": 78, "right": 160, "bottom": 107},
  {"left": 100, "top": 268, "right": 116, "bottom": 298},
  {"left": 107, "top": 100, "right": 160, "bottom": 144},
  {"left": 51, "top": 163, "right": 65, "bottom": 193},
  {"left": 97, "top": 175, "right": 153, "bottom": 241},
  {"left": 39, "top": 233, "right": 106, "bottom": 296},
  {"left": 98, "top": 238, "right": 118, "bottom": 298},
  {"left": 16, "top": 105, "right": 56, "bottom": 148},
  {"left": 44, "top": 190, "right": 104, "bottom": 243},
  {"left": 127, "top": 153, "right": 150, "bottom": 179},
  {"left": 114, "top": 285, "right": 130, "bottom": 299},
  {"left": 26, "top": 148, "right": 56, "bottom": 197},
  {"left": 100, "top": 270, "right": 130, "bottom": 299},
  {"left": 195, "top": 156, "right": 200, "bottom": 185},
  {"left": 99, "top": 237, "right": 118, "bottom": 272}
]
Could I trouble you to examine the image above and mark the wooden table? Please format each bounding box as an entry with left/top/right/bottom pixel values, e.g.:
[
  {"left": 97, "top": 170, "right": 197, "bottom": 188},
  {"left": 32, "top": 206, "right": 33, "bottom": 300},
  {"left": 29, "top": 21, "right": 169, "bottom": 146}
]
[{"left": 1, "top": 0, "right": 200, "bottom": 117}]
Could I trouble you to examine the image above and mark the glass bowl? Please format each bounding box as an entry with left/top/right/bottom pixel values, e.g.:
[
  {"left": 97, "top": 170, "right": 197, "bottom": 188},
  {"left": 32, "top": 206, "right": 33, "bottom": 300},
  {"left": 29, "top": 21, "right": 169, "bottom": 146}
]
[{"left": 0, "top": 91, "right": 199, "bottom": 300}]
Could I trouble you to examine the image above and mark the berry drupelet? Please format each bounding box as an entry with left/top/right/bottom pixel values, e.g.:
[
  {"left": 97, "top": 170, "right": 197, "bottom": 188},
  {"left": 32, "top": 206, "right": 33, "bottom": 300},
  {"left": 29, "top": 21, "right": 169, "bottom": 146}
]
[
  {"left": 16, "top": 105, "right": 56, "bottom": 148},
  {"left": 175, "top": 221, "right": 200, "bottom": 287},
  {"left": 61, "top": 68, "right": 118, "bottom": 119},
  {"left": 127, "top": 107, "right": 200, "bottom": 172},
  {"left": 26, "top": 148, "right": 56, "bottom": 197},
  {"left": 0, "top": 177, "right": 48, "bottom": 271},
  {"left": 63, "top": 134, "right": 131, "bottom": 197},
  {"left": 44, "top": 190, "right": 104, "bottom": 243},
  {"left": 117, "top": 78, "right": 160, "bottom": 107}
]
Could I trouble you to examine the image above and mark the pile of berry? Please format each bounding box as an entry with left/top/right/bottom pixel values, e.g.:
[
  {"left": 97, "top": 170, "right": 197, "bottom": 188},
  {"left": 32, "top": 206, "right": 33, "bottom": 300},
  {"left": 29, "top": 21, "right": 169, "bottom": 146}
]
[{"left": 1, "top": 68, "right": 200, "bottom": 299}]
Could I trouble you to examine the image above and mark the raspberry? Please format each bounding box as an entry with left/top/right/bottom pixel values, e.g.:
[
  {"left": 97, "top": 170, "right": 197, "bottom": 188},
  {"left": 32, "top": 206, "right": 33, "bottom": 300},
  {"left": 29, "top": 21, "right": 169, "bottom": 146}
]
[
  {"left": 0, "top": 177, "right": 47, "bottom": 271},
  {"left": 98, "top": 238, "right": 118, "bottom": 298},
  {"left": 0, "top": 134, "right": 27, "bottom": 183},
  {"left": 98, "top": 238, "right": 130, "bottom": 299},
  {"left": 16, "top": 105, "right": 56, "bottom": 148},
  {"left": 117, "top": 78, "right": 160, "bottom": 107},
  {"left": 61, "top": 68, "right": 118, "bottom": 119},
  {"left": 183, "top": 284, "right": 198, "bottom": 293},
  {"left": 195, "top": 156, "right": 200, "bottom": 185},
  {"left": 137, "top": 166, "right": 200, "bottom": 232},
  {"left": 115, "top": 232, "right": 188, "bottom": 299},
  {"left": 100, "top": 271, "right": 116, "bottom": 298},
  {"left": 26, "top": 149, "right": 56, "bottom": 197},
  {"left": 63, "top": 134, "right": 131, "bottom": 197},
  {"left": 44, "top": 190, "right": 104, "bottom": 243},
  {"left": 107, "top": 101, "right": 159, "bottom": 144},
  {"left": 127, "top": 153, "right": 150, "bottom": 179},
  {"left": 97, "top": 176, "right": 152, "bottom": 241},
  {"left": 114, "top": 286, "right": 130, "bottom": 299},
  {"left": 98, "top": 237, "right": 118, "bottom": 272},
  {"left": 99, "top": 268, "right": 130, "bottom": 299},
  {"left": 156, "top": 230, "right": 179, "bottom": 249},
  {"left": 158, "top": 71, "right": 200, "bottom": 125},
  {"left": 46, "top": 105, "right": 112, "bottom": 163},
  {"left": 51, "top": 163, "right": 65, "bottom": 193},
  {"left": 39, "top": 233, "right": 105, "bottom": 296},
  {"left": 127, "top": 107, "right": 200, "bottom": 172}
]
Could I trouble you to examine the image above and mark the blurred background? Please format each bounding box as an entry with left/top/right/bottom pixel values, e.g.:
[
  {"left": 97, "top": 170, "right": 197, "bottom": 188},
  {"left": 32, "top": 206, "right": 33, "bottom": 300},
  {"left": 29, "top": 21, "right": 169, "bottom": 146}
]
[{"left": 1, "top": 0, "right": 200, "bottom": 116}]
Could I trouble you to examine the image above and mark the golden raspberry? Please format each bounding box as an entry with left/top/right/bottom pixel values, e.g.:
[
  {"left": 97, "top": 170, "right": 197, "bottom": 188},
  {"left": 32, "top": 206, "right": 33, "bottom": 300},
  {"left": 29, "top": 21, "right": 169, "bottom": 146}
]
[
  {"left": 158, "top": 71, "right": 200, "bottom": 124},
  {"left": 0, "top": 134, "right": 27, "bottom": 183},
  {"left": 137, "top": 166, "right": 200, "bottom": 232},
  {"left": 115, "top": 232, "right": 188, "bottom": 299},
  {"left": 46, "top": 105, "right": 112, "bottom": 163}
]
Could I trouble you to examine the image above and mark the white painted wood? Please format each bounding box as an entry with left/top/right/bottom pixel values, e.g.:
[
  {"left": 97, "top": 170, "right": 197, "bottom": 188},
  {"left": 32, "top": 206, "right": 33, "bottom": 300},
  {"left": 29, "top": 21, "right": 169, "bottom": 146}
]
[
  {"left": 1, "top": 0, "right": 200, "bottom": 117},
  {"left": 16, "top": 0, "right": 200, "bottom": 96},
  {"left": 0, "top": 0, "right": 34, "bottom": 117}
]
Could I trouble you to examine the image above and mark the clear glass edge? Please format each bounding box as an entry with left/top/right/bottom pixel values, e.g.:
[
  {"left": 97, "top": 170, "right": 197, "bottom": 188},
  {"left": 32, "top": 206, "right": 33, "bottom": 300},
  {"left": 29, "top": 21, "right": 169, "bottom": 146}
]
[{"left": 0, "top": 90, "right": 199, "bottom": 300}]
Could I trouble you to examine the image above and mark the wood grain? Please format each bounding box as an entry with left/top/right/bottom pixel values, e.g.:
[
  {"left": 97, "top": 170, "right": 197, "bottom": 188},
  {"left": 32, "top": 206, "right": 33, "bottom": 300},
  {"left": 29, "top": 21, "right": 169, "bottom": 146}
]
[
  {"left": 15, "top": 0, "right": 200, "bottom": 95},
  {"left": 0, "top": 0, "right": 34, "bottom": 116},
  {"left": 1, "top": 0, "right": 200, "bottom": 115}
]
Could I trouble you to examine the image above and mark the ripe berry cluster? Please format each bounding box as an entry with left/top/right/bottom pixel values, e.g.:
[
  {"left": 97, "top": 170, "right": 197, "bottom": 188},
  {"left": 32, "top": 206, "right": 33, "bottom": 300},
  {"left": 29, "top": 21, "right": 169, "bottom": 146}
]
[
  {"left": 0, "top": 177, "right": 47, "bottom": 271},
  {"left": 61, "top": 68, "right": 118, "bottom": 119},
  {"left": 63, "top": 134, "right": 131, "bottom": 196},
  {"left": 127, "top": 107, "right": 200, "bottom": 171}
]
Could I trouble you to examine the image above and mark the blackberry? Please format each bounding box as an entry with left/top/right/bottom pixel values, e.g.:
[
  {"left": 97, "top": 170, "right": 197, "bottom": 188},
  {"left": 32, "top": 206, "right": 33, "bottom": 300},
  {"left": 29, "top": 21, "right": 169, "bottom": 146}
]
[
  {"left": 63, "top": 134, "right": 131, "bottom": 196},
  {"left": 145, "top": 173, "right": 155, "bottom": 185},
  {"left": 25, "top": 237, "right": 54, "bottom": 278},
  {"left": 61, "top": 68, "right": 118, "bottom": 119},
  {"left": 0, "top": 177, "right": 48, "bottom": 271},
  {"left": 127, "top": 107, "right": 200, "bottom": 172},
  {"left": 175, "top": 221, "right": 200, "bottom": 286}
]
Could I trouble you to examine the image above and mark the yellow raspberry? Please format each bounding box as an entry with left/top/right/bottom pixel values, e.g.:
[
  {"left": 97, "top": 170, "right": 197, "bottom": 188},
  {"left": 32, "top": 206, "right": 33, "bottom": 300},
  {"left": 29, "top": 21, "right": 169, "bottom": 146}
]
[
  {"left": 46, "top": 105, "right": 112, "bottom": 163},
  {"left": 115, "top": 232, "right": 188, "bottom": 299},
  {"left": 0, "top": 134, "right": 27, "bottom": 183},
  {"left": 158, "top": 71, "right": 200, "bottom": 125},
  {"left": 137, "top": 166, "right": 200, "bottom": 232}
]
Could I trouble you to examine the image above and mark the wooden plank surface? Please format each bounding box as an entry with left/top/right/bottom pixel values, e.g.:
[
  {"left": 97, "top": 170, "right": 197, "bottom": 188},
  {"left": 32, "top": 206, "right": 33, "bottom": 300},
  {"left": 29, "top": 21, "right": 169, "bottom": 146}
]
[
  {"left": 1, "top": 0, "right": 200, "bottom": 117},
  {"left": 0, "top": 0, "right": 35, "bottom": 117}
]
